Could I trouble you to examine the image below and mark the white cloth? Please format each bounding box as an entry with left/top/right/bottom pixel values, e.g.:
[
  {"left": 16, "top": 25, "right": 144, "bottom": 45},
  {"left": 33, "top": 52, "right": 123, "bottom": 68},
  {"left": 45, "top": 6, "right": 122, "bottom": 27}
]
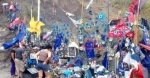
[{"left": 30, "top": 53, "right": 36, "bottom": 59}]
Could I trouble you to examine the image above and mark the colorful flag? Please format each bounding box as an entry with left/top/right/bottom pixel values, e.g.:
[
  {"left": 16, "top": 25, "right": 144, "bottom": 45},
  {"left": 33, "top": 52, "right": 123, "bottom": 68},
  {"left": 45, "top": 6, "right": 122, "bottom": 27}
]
[
  {"left": 9, "top": 17, "right": 21, "bottom": 30},
  {"left": 123, "top": 51, "right": 144, "bottom": 78},
  {"left": 43, "top": 31, "right": 53, "bottom": 40}
]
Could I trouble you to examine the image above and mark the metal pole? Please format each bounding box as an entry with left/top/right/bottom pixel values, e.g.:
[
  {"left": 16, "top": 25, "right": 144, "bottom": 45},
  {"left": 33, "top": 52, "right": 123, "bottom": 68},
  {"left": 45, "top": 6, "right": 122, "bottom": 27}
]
[
  {"left": 37, "top": 0, "right": 40, "bottom": 21},
  {"left": 31, "top": 0, "right": 33, "bottom": 18}
]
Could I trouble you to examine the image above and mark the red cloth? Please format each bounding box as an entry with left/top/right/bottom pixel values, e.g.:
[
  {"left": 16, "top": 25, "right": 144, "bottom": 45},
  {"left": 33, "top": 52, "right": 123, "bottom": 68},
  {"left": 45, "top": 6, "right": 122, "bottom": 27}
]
[{"left": 130, "top": 63, "right": 144, "bottom": 78}]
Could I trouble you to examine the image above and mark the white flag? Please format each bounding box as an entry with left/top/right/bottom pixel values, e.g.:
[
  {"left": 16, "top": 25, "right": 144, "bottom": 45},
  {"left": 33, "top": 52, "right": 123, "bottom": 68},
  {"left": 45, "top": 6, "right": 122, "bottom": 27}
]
[{"left": 86, "top": 0, "right": 94, "bottom": 9}]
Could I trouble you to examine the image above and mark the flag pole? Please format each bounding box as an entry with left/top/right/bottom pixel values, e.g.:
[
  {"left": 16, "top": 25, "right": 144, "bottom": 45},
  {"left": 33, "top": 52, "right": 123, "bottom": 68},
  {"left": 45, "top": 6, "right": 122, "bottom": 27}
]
[
  {"left": 37, "top": 0, "right": 40, "bottom": 21},
  {"left": 31, "top": 0, "right": 33, "bottom": 18},
  {"left": 37, "top": 0, "right": 41, "bottom": 43}
]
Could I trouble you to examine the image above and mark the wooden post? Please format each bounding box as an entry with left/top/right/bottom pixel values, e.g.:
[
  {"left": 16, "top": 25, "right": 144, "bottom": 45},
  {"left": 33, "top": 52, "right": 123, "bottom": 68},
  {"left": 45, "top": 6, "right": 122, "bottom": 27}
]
[{"left": 133, "top": 0, "right": 141, "bottom": 45}]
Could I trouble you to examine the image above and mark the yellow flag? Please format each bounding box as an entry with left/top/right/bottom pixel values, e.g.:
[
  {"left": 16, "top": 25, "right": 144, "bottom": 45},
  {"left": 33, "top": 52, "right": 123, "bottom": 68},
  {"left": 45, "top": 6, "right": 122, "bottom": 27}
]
[
  {"left": 36, "top": 21, "right": 45, "bottom": 27},
  {"left": 28, "top": 17, "right": 45, "bottom": 36},
  {"left": 28, "top": 17, "right": 37, "bottom": 33},
  {"left": 36, "top": 29, "right": 41, "bottom": 36},
  {"left": 29, "top": 17, "right": 36, "bottom": 28},
  {"left": 35, "top": 21, "right": 45, "bottom": 36}
]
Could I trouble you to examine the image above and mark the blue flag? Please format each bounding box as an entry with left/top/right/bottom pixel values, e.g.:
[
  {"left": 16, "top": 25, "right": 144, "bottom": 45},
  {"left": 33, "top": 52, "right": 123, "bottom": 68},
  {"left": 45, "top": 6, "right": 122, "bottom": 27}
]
[
  {"left": 54, "top": 34, "right": 63, "bottom": 51},
  {"left": 3, "top": 23, "right": 26, "bottom": 49},
  {"left": 85, "top": 41, "right": 95, "bottom": 58},
  {"left": 102, "top": 52, "right": 108, "bottom": 69}
]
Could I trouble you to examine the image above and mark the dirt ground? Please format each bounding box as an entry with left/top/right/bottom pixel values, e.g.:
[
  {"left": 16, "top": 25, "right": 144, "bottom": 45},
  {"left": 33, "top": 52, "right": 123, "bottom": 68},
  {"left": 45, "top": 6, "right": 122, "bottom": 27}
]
[{"left": 0, "top": 62, "right": 10, "bottom": 78}]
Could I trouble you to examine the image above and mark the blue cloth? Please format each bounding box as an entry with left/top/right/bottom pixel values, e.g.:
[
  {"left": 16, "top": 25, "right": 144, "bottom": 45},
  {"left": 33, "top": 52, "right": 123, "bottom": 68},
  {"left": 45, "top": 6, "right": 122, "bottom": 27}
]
[
  {"left": 141, "top": 49, "right": 150, "bottom": 70},
  {"left": 10, "top": 60, "right": 16, "bottom": 75},
  {"left": 27, "top": 59, "right": 36, "bottom": 67},
  {"left": 102, "top": 52, "right": 108, "bottom": 69},
  {"left": 85, "top": 41, "right": 95, "bottom": 58},
  {"left": 74, "top": 58, "right": 83, "bottom": 67}
]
